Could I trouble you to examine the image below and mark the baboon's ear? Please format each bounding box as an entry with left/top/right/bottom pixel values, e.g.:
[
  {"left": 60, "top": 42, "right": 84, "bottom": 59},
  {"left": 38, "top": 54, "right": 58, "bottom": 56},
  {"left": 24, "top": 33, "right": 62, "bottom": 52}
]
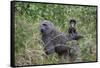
[
  {"left": 50, "top": 22, "right": 54, "bottom": 26},
  {"left": 39, "top": 17, "right": 45, "bottom": 23}
]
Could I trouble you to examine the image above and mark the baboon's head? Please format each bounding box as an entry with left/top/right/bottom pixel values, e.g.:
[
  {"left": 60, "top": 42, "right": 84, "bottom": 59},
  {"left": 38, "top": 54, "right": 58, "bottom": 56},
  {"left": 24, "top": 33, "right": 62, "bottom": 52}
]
[
  {"left": 39, "top": 20, "right": 55, "bottom": 35},
  {"left": 69, "top": 19, "right": 76, "bottom": 28}
]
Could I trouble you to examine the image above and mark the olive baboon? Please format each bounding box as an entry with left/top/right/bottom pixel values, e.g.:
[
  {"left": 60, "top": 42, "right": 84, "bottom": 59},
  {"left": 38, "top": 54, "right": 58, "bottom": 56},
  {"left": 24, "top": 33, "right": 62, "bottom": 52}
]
[
  {"left": 68, "top": 19, "right": 83, "bottom": 40},
  {"left": 39, "top": 20, "right": 81, "bottom": 62},
  {"left": 39, "top": 20, "right": 68, "bottom": 55}
]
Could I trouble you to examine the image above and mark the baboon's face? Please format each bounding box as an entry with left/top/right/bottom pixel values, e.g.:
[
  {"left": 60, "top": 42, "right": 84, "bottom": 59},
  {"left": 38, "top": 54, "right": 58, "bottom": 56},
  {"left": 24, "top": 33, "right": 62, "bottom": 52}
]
[
  {"left": 40, "top": 20, "right": 54, "bottom": 34},
  {"left": 70, "top": 22, "right": 75, "bottom": 27},
  {"left": 70, "top": 20, "right": 76, "bottom": 28}
]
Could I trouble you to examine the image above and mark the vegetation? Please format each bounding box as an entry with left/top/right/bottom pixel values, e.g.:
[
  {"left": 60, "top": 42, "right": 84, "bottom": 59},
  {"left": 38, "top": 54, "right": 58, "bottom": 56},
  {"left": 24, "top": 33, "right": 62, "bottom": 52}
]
[{"left": 14, "top": 2, "right": 97, "bottom": 66}]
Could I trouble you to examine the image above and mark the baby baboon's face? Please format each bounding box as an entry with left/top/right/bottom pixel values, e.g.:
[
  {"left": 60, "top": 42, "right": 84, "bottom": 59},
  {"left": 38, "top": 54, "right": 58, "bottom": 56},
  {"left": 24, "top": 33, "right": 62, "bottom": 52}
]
[
  {"left": 70, "top": 20, "right": 76, "bottom": 28},
  {"left": 40, "top": 20, "right": 54, "bottom": 34}
]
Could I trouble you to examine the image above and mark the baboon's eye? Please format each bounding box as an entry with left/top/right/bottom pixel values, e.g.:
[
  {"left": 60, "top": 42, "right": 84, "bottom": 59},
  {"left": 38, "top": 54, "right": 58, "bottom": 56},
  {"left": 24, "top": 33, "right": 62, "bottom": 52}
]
[{"left": 43, "top": 24, "right": 47, "bottom": 26}]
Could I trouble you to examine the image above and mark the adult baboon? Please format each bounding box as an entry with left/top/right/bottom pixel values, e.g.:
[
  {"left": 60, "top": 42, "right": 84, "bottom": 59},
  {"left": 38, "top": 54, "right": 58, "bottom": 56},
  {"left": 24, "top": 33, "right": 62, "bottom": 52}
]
[{"left": 39, "top": 20, "right": 68, "bottom": 55}]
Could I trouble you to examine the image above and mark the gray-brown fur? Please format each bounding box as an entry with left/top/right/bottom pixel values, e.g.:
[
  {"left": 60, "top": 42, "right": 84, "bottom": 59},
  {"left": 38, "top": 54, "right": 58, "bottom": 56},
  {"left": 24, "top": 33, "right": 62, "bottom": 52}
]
[{"left": 39, "top": 20, "right": 68, "bottom": 55}]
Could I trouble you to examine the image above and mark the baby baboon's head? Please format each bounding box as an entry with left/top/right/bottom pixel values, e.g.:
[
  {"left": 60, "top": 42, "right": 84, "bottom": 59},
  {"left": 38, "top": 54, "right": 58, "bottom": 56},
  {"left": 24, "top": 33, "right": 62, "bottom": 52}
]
[
  {"left": 39, "top": 20, "right": 55, "bottom": 35},
  {"left": 69, "top": 19, "right": 76, "bottom": 28}
]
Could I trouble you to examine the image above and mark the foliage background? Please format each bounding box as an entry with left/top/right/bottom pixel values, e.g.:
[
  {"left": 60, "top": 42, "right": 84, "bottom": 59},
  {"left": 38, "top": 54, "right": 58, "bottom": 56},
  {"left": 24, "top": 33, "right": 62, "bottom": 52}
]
[{"left": 14, "top": 1, "right": 97, "bottom": 66}]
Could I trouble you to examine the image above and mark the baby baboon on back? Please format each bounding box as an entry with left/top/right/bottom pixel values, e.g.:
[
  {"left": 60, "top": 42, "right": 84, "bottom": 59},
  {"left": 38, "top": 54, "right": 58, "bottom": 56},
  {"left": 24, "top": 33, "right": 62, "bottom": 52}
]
[
  {"left": 68, "top": 19, "right": 83, "bottom": 40},
  {"left": 39, "top": 20, "right": 81, "bottom": 62}
]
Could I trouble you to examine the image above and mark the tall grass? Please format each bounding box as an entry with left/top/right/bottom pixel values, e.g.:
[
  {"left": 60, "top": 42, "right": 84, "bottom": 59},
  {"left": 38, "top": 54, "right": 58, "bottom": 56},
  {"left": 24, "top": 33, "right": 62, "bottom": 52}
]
[{"left": 14, "top": 2, "right": 97, "bottom": 66}]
